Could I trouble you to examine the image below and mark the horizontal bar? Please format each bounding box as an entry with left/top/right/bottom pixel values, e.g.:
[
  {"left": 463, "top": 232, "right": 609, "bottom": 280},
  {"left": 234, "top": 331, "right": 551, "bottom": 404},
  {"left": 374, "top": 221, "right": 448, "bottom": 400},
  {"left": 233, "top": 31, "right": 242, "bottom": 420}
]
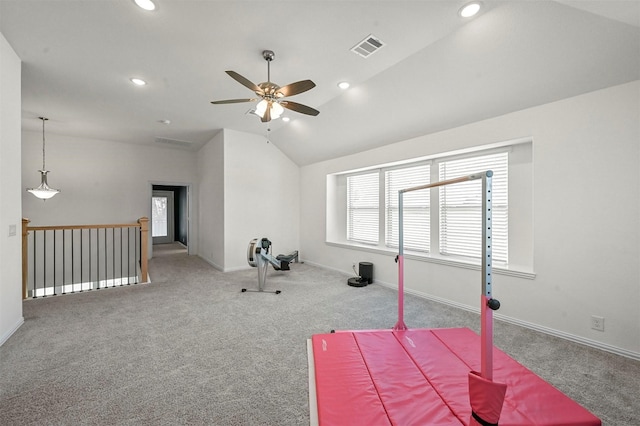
[
  {"left": 400, "top": 171, "right": 490, "bottom": 194},
  {"left": 28, "top": 223, "right": 141, "bottom": 231}
]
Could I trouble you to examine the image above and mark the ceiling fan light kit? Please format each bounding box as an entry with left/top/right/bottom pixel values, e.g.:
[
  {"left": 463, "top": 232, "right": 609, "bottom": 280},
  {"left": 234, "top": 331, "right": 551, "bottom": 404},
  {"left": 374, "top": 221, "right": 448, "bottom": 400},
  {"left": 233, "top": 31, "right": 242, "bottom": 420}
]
[
  {"left": 211, "top": 50, "right": 319, "bottom": 123},
  {"left": 256, "top": 99, "right": 284, "bottom": 119}
]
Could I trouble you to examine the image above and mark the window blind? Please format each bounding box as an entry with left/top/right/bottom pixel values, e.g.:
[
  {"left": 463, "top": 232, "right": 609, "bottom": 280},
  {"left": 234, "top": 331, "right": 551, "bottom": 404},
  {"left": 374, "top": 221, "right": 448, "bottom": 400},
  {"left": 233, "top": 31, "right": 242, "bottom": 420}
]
[
  {"left": 439, "top": 152, "right": 508, "bottom": 263},
  {"left": 385, "top": 164, "right": 430, "bottom": 252},
  {"left": 347, "top": 172, "right": 379, "bottom": 244}
]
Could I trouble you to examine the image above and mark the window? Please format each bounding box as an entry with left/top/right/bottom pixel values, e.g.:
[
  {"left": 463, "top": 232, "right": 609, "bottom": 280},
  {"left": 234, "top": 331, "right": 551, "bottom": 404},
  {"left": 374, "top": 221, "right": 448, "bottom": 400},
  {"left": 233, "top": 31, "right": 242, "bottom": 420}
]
[
  {"left": 337, "top": 147, "right": 514, "bottom": 266},
  {"left": 385, "top": 164, "right": 430, "bottom": 252},
  {"left": 439, "top": 152, "right": 508, "bottom": 264},
  {"left": 347, "top": 172, "right": 379, "bottom": 244}
]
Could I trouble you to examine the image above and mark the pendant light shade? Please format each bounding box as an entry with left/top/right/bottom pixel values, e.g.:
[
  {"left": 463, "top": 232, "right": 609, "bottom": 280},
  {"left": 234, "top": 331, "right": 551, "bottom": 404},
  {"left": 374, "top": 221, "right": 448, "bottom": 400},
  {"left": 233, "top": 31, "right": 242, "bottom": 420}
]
[{"left": 27, "top": 117, "right": 60, "bottom": 200}]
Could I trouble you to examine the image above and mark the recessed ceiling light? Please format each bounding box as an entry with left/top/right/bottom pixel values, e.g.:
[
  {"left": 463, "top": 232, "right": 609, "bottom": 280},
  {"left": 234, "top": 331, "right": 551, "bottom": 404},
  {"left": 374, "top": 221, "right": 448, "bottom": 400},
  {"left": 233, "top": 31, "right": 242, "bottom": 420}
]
[
  {"left": 459, "top": 1, "right": 481, "bottom": 18},
  {"left": 134, "top": 0, "right": 156, "bottom": 11},
  {"left": 338, "top": 81, "right": 350, "bottom": 90},
  {"left": 282, "top": 116, "right": 290, "bottom": 123},
  {"left": 130, "top": 78, "right": 147, "bottom": 86}
]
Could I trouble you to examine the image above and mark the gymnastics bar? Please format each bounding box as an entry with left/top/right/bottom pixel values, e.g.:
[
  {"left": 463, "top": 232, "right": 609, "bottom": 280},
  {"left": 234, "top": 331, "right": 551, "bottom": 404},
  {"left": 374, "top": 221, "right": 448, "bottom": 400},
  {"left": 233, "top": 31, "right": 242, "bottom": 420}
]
[{"left": 393, "top": 170, "right": 495, "bottom": 380}]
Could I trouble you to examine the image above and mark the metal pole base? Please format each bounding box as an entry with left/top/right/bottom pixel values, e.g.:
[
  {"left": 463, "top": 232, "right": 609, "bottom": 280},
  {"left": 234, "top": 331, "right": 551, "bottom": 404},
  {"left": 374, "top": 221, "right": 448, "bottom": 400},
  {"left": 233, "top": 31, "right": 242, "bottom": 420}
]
[
  {"left": 392, "top": 321, "right": 408, "bottom": 331},
  {"left": 241, "top": 288, "right": 281, "bottom": 294}
]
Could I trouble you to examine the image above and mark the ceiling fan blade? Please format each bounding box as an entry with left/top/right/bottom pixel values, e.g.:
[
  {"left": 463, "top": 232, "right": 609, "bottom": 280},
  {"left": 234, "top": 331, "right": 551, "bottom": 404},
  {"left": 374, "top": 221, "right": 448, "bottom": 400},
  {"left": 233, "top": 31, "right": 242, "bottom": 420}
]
[
  {"left": 276, "top": 80, "right": 316, "bottom": 97},
  {"left": 210, "top": 98, "right": 257, "bottom": 104},
  {"left": 261, "top": 104, "right": 271, "bottom": 123},
  {"left": 281, "top": 101, "right": 320, "bottom": 116},
  {"left": 226, "top": 71, "right": 263, "bottom": 94}
]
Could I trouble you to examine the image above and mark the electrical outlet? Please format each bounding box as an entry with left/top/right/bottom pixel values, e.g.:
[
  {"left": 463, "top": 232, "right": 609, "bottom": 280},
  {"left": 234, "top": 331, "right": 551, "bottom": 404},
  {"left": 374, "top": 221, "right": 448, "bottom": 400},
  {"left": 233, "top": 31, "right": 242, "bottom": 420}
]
[
  {"left": 591, "top": 315, "right": 605, "bottom": 332},
  {"left": 352, "top": 262, "right": 356, "bottom": 269}
]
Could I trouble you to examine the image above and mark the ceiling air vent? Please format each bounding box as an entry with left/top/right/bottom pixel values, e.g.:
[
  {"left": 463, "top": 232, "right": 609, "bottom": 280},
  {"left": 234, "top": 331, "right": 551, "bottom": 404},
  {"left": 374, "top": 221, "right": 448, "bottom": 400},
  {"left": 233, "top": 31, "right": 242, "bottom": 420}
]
[
  {"left": 351, "top": 34, "right": 385, "bottom": 58},
  {"left": 155, "top": 137, "right": 195, "bottom": 148}
]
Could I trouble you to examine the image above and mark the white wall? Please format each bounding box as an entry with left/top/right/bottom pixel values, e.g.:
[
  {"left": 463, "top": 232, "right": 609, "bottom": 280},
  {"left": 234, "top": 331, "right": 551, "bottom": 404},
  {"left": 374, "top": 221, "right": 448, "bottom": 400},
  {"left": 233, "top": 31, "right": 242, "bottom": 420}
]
[
  {"left": 197, "top": 129, "right": 300, "bottom": 272},
  {"left": 22, "top": 131, "right": 199, "bottom": 255},
  {"left": 197, "top": 130, "right": 225, "bottom": 269},
  {"left": 300, "top": 81, "right": 640, "bottom": 358},
  {"left": 222, "top": 129, "right": 300, "bottom": 271},
  {"left": 0, "top": 33, "right": 24, "bottom": 345}
]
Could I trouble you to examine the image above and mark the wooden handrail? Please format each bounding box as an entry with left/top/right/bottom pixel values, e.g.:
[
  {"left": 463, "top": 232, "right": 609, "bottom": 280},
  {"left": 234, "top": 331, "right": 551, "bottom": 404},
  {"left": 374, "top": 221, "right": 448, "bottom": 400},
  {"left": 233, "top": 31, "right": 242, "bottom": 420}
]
[
  {"left": 26, "top": 223, "right": 143, "bottom": 231},
  {"left": 138, "top": 217, "right": 149, "bottom": 283},
  {"left": 21, "top": 217, "right": 150, "bottom": 299},
  {"left": 22, "top": 218, "right": 30, "bottom": 299}
]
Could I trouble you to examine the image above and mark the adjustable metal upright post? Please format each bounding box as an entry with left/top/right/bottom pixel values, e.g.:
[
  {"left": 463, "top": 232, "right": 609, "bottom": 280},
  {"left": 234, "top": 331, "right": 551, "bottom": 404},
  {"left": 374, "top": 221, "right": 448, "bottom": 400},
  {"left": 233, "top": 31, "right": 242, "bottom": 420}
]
[
  {"left": 480, "top": 170, "right": 496, "bottom": 380},
  {"left": 393, "top": 190, "right": 407, "bottom": 331}
]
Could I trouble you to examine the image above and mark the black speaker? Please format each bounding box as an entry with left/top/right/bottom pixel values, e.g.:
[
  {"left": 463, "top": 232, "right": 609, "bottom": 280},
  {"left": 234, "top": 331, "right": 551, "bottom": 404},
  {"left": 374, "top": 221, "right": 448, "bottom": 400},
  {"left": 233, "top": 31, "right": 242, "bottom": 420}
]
[{"left": 359, "top": 262, "right": 373, "bottom": 284}]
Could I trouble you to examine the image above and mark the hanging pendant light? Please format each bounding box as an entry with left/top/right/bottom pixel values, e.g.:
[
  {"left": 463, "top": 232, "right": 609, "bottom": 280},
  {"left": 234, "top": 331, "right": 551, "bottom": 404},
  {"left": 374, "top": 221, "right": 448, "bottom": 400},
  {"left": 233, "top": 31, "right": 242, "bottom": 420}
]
[{"left": 27, "top": 117, "right": 60, "bottom": 200}]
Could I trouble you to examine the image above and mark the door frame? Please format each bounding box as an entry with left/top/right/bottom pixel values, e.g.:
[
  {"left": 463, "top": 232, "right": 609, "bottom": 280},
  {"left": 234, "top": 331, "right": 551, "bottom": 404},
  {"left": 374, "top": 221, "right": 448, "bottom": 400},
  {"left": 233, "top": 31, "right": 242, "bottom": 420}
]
[{"left": 148, "top": 181, "right": 193, "bottom": 258}]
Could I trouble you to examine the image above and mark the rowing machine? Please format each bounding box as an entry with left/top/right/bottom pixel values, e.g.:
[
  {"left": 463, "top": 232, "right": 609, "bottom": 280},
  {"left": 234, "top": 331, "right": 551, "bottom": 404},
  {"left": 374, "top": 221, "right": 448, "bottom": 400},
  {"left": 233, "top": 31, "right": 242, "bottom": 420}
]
[{"left": 243, "top": 237, "right": 298, "bottom": 294}]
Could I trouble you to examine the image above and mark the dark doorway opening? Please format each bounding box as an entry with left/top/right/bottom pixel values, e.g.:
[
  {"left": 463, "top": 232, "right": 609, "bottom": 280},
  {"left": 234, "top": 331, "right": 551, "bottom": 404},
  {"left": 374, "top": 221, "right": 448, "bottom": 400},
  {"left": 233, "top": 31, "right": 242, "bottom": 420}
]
[{"left": 152, "top": 184, "right": 188, "bottom": 247}]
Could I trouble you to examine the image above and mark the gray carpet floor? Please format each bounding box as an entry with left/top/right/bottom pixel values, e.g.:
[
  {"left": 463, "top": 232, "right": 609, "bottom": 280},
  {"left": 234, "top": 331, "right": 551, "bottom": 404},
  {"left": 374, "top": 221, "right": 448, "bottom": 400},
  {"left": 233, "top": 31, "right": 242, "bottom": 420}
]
[{"left": 1, "top": 248, "right": 639, "bottom": 425}]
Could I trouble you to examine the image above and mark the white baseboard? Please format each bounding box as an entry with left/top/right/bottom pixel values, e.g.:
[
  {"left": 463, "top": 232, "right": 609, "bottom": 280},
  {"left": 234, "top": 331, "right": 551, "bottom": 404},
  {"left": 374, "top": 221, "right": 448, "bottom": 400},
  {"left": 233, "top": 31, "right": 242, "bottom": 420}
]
[
  {"left": 302, "top": 260, "right": 352, "bottom": 277},
  {"left": 303, "top": 262, "right": 640, "bottom": 362},
  {"left": 493, "top": 315, "right": 640, "bottom": 361},
  {"left": 373, "top": 279, "right": 640, "bottom": 361},
  {"left": 197, "top": 255, "right": 224, "bottom": 271},
  {"left": 224, "top": 265, "right": 253, "bottom": 273},
  {"left": 0, "top": 316, "right": 24, "bottom": 347},
  {"left": 197, "top": 255, "right": 254, "bottom": 273}
]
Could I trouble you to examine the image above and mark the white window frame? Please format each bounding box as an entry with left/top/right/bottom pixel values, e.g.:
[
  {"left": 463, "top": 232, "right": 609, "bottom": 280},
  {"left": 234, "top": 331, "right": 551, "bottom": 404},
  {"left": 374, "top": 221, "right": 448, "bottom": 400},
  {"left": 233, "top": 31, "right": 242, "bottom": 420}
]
[
  {"left": 346, "top": 171, "right": 380, "bottom": 245},
  {"left": 326, "top": 139, "right": 534, "bottom": 278},
  {"left": 385, "top": 162, "right": 431, "bottom": 253},
  {"left": 438, "top": 151, "right": 508, "bottom": 265}
]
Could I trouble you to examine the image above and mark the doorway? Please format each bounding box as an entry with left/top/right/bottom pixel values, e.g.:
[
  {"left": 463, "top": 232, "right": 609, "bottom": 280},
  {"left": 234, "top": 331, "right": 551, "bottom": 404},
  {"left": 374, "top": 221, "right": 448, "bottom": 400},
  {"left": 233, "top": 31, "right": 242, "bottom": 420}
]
[
  {"left": 151, "top": 185, "right": 189, "bottom": 253},
  {"left": 152, "top": 190, "right": 174, "bottom": 245}
]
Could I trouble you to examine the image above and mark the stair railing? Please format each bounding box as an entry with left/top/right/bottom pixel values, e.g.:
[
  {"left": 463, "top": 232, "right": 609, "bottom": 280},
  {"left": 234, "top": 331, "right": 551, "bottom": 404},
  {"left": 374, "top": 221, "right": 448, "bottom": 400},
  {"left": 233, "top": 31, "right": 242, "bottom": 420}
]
[{"left": 21, "top": 217, "right": 149, "bottom": 299}]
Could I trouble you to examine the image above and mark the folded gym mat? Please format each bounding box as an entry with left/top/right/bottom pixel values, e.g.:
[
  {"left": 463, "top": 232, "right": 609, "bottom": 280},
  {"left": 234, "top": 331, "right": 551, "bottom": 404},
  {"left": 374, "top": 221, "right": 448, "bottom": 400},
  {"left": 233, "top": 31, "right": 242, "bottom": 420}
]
[{"left": 310, "top": 328, "right": 601, "bottom": 426}]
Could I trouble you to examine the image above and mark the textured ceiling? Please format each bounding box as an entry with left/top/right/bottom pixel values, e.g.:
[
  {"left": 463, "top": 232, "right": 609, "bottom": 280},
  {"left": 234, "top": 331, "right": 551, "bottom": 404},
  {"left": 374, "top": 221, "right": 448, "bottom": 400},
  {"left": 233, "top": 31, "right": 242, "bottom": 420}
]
[{"left": 1, "top": 0, "right": 638, "bottom": 165}]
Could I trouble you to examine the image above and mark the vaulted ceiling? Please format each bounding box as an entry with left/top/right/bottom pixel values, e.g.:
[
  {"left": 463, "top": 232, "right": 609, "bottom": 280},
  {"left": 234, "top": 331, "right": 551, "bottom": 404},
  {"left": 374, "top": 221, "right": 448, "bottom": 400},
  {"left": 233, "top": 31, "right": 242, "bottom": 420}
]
[{"left": 1, "top": 1, "right": 638, "bottom": 165}]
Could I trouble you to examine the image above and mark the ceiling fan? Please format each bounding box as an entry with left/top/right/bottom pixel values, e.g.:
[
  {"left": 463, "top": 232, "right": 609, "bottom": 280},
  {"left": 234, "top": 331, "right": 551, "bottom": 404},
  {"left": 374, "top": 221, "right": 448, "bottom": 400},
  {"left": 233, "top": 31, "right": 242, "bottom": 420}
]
[{"left": 211, "top": 50, "right": 320, "bottom": 123}]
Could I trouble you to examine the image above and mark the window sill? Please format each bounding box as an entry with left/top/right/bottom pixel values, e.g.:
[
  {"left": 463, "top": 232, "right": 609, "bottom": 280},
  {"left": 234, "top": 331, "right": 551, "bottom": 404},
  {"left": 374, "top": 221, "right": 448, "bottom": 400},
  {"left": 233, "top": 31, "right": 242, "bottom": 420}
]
[{"left": 326, "top": 241, "right": 536, "bottom": 280}]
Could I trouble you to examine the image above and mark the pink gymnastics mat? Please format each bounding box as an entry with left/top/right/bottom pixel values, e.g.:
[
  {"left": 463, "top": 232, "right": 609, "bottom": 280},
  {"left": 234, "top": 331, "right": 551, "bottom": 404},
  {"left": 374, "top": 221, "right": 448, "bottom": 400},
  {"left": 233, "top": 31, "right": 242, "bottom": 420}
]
[{"left": 309, "top": 327, "right": 601, "bottom": 426}]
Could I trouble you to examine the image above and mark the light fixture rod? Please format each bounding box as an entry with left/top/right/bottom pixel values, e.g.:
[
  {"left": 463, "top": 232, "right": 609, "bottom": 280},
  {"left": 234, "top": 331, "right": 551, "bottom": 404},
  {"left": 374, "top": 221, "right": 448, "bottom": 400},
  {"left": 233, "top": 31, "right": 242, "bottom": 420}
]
[
  {"left": 39, "top": 117, "right": 48, "bottom": 170},
  {"left": 263, "top": 50, "right": 275, "bottom": 83}
]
